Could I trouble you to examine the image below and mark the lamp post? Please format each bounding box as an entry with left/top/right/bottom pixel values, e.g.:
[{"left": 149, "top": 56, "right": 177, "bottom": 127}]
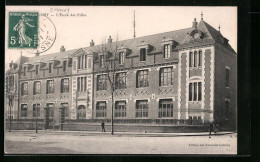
[{"left": 8, "top": 95, "right": 12, "bottom": 132}]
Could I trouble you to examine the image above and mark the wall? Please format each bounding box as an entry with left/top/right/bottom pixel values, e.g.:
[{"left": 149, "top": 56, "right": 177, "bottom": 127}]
[
  {"left": 214, "top": 43, "right": 237, "bottom": 130},
  {"left": 18, "top": 59, "right": 73, "bottom": 122}
]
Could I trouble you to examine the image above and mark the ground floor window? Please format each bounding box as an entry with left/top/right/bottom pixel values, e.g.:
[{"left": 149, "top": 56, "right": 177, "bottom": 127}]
[
  {"left": 136, "top": 100, "right": 148, "bottom": 118},
  {"left": 158, "top": 99, "right": 173, "bottom": 118},
  {"left": 46, "top": 103, "right": 55, "bottom": 118},
  {"left": 77, "top": 105, "right": 86, "bottom": 119},
  {"left": 21, "top": 104, "right": 28, "bottom": 117},
  {"left": 96, "top": 101, "right": 107, "bottom": 118},
  {"left": 115, "top": 101, "right": 126, "bottom": 118},
  {"left": 33, "top": 103, "right": 40, "bottom": 117},
  {"left": 61, "top": 103, "right": 69, "bottom": 117}
]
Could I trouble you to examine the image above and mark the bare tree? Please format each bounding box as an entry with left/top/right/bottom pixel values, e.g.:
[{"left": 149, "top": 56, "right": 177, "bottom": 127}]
[{"left": 97, "top": 35, "right": 132, "bottom": 135}]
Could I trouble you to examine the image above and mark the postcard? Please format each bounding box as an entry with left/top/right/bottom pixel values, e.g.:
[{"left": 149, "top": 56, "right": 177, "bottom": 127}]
[{"left": 5, "top": 6, "right": 237, "bottom": 154}]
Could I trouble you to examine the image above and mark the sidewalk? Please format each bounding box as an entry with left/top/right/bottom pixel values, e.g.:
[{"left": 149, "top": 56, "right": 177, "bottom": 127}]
[{"left": 6, "top": 129, "right": 236, "bottom": 137}]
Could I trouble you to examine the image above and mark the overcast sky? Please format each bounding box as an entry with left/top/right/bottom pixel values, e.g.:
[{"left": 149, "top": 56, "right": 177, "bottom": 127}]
[{"left": 5, "top": 6, "right": 237, "bottom": 64}]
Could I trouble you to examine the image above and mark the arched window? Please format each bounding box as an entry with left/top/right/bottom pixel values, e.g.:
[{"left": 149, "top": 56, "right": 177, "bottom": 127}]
[{"left": 77, "top": 105, "right": 86, "bottom": 119}]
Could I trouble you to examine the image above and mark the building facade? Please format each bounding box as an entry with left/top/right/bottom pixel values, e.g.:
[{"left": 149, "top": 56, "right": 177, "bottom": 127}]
[{"left": 5, "top": 18, "right": 237, "bottom": 129}]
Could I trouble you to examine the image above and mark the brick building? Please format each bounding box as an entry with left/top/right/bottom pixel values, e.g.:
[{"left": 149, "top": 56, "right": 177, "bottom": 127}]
[{"left": 5, "top": 18, "right": 237, "bottom": 129}]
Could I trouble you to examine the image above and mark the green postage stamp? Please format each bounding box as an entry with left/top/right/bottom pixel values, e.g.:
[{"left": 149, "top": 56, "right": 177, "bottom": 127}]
[{"left": 8, "top": 12, "right": 39, "bottom": 49}]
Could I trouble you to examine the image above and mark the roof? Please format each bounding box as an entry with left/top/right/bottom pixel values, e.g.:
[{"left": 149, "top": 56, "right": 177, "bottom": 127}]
[
  {"left": 6, "top": 55, "right": 29, "bottom": 74},
  {"left": 22, "top": 20, "right": 236, "bottom": 65}
]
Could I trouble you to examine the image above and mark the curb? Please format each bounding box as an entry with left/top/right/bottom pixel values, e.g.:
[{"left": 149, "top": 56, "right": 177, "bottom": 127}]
[{"left": 6, "top": 130, "right": 236, "bottom": 137}]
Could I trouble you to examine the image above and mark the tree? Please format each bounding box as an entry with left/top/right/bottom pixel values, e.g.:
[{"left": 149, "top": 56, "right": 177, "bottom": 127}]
[{"left": 96, "top": 35, "right": 132, "bottom": 135}]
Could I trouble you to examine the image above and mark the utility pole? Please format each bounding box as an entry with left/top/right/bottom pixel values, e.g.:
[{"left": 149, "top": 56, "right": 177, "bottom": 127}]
[{"left": 133, "top": 10, "right": 136, "bottom": 38}]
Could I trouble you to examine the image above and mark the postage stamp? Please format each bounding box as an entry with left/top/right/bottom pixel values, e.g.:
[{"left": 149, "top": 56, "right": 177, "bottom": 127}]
[{"left": 8, "top": 12, "right": 39, "bottom": 49}]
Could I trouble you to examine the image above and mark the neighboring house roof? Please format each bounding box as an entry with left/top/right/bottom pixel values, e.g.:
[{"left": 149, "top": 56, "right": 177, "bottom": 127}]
[
  {"left": 20, "top": 20, "right": 236, "bottom": 66},
  {"left": 6, "top": 55, "right": 29, "bottom": 74}
]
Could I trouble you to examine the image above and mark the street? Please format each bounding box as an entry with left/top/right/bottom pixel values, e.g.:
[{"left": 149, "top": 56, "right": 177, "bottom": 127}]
[{"left": 5, "top": 131, "right": 237, "bottom": 154}]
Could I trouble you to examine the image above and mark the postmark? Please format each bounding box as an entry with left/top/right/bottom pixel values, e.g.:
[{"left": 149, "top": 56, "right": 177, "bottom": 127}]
[
  {"left": 27, "top": 15, "right": 57, "bottom": 54},
  {"left": 8, "top": 12, "right": 39, "bottom": 49}
]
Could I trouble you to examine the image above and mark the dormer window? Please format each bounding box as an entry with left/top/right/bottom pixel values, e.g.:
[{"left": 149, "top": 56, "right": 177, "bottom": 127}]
[
  {"left": 63, "top": 60, "right": 67, "bottom": 72},
  {"left": 23, "top": 66, "right": 27, "bottom": 76},
  {"left": 138, "top": 41, "right": 151, "bottom": 62},
  {"left": 99, "top": 55, "right": 104, "bottom": 67},
  {"left": 164, "top": 44, "right": 170, "bottom": 59},
  {"left": 140, "top": 48, "right": 146, "bottom": 61},
  {"left": 49, "top": 63, "right": 52, "bottom": 73},
  {"left": 119, "top": 52, "right": 125, "bottom": 65},
  {"left": 77, "top": 55, "right": 88, "bottom": 69},
  {"left": 35, "top": 65, "right": 39, "bottom": 75}
]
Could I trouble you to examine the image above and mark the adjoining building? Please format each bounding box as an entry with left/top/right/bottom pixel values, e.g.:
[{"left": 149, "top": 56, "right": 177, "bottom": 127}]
[{"left": 5, "top": 17, "right": 237, "bottom": 130}]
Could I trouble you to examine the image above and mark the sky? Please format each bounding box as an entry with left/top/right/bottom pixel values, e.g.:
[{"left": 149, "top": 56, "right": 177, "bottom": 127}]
[{"left": 5, "top": 6, "right": 237, "bottom": 65}]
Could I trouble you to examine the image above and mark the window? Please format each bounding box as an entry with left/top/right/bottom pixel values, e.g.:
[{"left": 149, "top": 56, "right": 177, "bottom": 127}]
[
  {"left": 23, "top": 66, "right": 27, "bottom": 76},
  {"left": 193, "top": 82, "right": 197, "bottom": 101},
  {"left": 198, "top": 50, "right": 202, "bottom": 67},
  {"left": 21, "top": 104, "right": 28, "bottom": 117},
  {"left": 46, "top": 80, "right": 54, "bottom": 94},
  {"left": 189, "top": 82, "right": 202, "bottom": 101},
  {"left": 225, "top": 100, "right": 230, "bottom": 120},
  {"left": 78, "top": 56, "right": 81, "bottom": 69},
  {"left": 33, "top": 81, "right": 41, "bottom": 95},
  {"left": 160, "top": 67, "right": 174, "bottom": 86},
  {"left": 164, "top": 44, "right": 170, "bottom": 59},
  {"left": 61, "top": 103, "right": 69, "bottom": 117},
  {"left": 78, "top": 55, "right": 87, "bottom": 69},
  {"left": 194, "top": 51, "right": 197, "bottom": 67},
  {"left": 198, "top": 82, "right": 202, "bottom": 101},
  {"left": 77, "top": 76, "right": 87, "bottom": 92},
  {"left": 97, "top": 74, "right": 107, "bottom": 91},
  {"left": 63, "top": 60, "right": 67, "bottom": 72},
  {"left": 115, "top": 72, "right": 126, "bottom": 89},
  {"left": 140, "top": 48, "right": 146, "bottom": 61},
  {"left": 137, "top": 70, "right": 149, "bottom": 88},
  {"left": 85, "top": 55, "right": 87, "bottom": 68},
  {"left": 61, "top": 78, "right": 69, "bottom": 93},
  {"left": 46, "top": 103, "right": 54, "bottom": 118},
  {"left": 158, "top": 99, "right": 173, "bottom": 118},
  {"left": 21, "top": 82, "right": 28, "bottom": 96},
  {"left": 189, "top": 51, "right": 193, "bottom": 67},
  {"left": 136, "top": 100, "right": 149, "bottom": 118},
  {"left": 115, "top": 101, "right": 126, "bottom": 118},
  {"left": 190, "top": 50, "right": 202, "bottom": 68},
  {"left": 49, "top": 63, "right": 52, "bottom": 73},
  {"left": 33, "top": 103, "right": 40, "bottom": 117},
  {"left": 77, "top": 105, "right": 86, "bottom": 119},
  {"left": 96, "top": 101, "right": 107, "bottom": 118},
  {"left": 119, "top": 52, "right": 125, "bottom": 65},
  {"left": 99, "top": 55, "right": 104, "bottom": 67},
  {"left": 225, "top": 68, "right": 230, "bottom": 88},
  {"left": 36, "top": 65, "right": 39, "bottom": 75}
]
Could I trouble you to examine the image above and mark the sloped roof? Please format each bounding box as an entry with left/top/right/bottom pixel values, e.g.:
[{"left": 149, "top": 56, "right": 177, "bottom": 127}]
[
  {"left": 23, "top": 20, "right": 236, "bottom": 65},
  {"left": 6, "top": 55, "right": 29, "bottom": 74},
  {"left": 197, "top": 20, "right": 236, "bottom": 53},
  {"left": 25, "top": 49, "right": 79, "bottom": 65}
]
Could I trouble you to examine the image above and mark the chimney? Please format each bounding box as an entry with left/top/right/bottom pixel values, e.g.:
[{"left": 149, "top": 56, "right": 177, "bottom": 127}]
[
  {"left": 108, "top": 35, "right": 112, "bottom": 43},
  {"left": 90, "top": 39, "right": 95, "bottom": 47},
  {"left": 60, "top": 46, "right": 65, "bottom": 52},
  {"left": 192, "top": 18, "right": 198, "bottom": 28}
]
